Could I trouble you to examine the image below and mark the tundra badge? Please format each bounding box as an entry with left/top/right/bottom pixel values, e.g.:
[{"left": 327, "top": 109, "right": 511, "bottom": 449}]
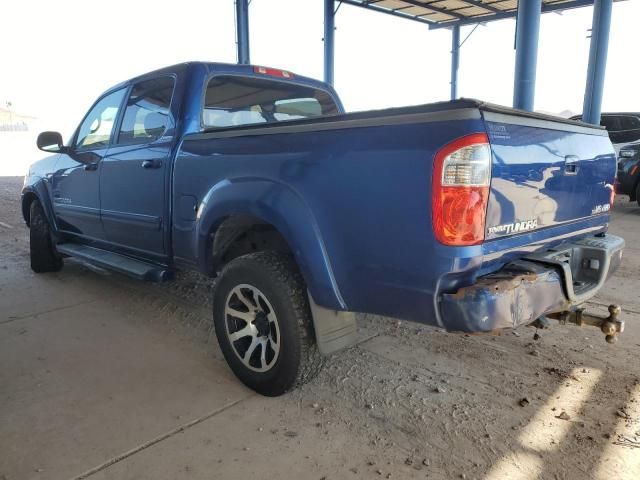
[{"left": 488, "top": 218, "right": 538, "bottom": 236}]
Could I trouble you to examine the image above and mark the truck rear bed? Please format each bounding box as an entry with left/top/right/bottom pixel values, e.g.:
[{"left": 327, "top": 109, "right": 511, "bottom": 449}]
[{"left": 177, "top": 97, "right": 617, "bottom": 331}]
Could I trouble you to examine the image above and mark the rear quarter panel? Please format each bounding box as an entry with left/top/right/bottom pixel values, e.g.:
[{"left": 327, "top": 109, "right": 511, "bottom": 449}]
[
  {"left": 173, "top": 115, "right": 486, "bottom": 323},
  {"left": 173, "top": 105, "right": 614, "bottom": 329}
]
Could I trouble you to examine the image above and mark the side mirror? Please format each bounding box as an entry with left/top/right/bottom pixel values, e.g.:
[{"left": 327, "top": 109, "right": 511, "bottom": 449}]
[{"left": 37, "top": 131, "right": 66, "bottom": 153}]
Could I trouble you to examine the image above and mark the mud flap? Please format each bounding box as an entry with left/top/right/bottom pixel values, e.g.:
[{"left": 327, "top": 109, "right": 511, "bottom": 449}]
[{"left": 308, "top": 293, "right": 358, "bottom": 356}]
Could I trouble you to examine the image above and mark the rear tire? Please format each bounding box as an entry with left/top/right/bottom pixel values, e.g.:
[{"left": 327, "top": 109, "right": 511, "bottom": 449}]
[
  {"left": 636, "top": 183, "right": 640, "bottom": 208},
  {"left": 29, "top": 200, "right": 63, "bottom": 273},
  {"left": 213, "top": 251, "right": 323, "bottom": 396}
]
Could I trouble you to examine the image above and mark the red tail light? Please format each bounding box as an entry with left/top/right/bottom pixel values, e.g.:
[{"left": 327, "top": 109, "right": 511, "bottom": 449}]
[
  {"left": 610, "top": 184, "right": 616, "bottom": 207},
  {"left": 432, "top": 133, "right": 491, "bottom": 246},
  {"left": 253, "top": 66, "right": 294, "bottom": 79}
]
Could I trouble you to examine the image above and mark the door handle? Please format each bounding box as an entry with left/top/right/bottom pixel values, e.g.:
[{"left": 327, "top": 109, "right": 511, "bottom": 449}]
[
  {"left": 142, "top": 160, "right": 162, "bottom": 169},
  {"left": 84, "top": 163, "right": 98, "bottom": 171},
  {"left": 564, "top": 155, "right": 579, "bottom": 175}
]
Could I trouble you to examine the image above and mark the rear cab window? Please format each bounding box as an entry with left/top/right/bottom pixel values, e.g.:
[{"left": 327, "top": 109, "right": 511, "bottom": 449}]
[{"left": 202, "top": 75, "right": 339, "bottom": 129}]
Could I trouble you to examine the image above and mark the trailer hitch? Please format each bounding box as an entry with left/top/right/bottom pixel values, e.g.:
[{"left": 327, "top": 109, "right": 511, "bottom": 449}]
[{"left": 546, "top": 305, "right": 624, "bottom": 344}]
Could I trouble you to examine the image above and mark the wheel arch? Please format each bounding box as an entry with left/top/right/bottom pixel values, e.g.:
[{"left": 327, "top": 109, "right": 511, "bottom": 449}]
[
  {"left": 21, "top": 182, "right": 57, "bottom": 231},
  {"left": 195, "top": 178, "right": 346, "bottom": 311},
  {"left": 209, "top": 214, "right": 292, "bottom": 269},
  {"left": 21, "top": 191, "right": 38, "bottom": 226}
]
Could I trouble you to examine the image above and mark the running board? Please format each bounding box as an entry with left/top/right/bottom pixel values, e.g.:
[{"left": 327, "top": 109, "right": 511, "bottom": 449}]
[{"left": 56, "top": 244, "right": 172, "bottom": 282}]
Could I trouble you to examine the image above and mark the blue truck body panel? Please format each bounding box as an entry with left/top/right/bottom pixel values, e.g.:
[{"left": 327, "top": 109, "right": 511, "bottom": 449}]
[
  {"left": 22, "top": 61, "right": 620, "bottom": 332},
  {"left": 174, "top": 113, "right": 487, "bottom": 314},
  {"left": 485, "top": 120, "right": 615, "bottom": 234}
]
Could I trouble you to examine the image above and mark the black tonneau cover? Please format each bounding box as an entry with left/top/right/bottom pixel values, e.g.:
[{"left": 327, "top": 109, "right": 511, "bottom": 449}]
[{"left": 193, "top": 98, "right": 606, "bottom": 140}]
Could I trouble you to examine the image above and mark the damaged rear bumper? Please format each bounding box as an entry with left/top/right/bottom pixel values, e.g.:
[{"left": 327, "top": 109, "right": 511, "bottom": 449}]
[{"left": 439, "top": 234, "right": 625, "bottom": 332}]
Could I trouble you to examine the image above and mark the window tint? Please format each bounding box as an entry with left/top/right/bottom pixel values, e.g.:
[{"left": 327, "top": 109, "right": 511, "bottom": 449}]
[
  {"left": 118, "top": 77, "right": 174, "bottom": 144},
  {"left": 620, "top": 115, "right": 640, "bottom": 130},
  {"left": 600, "top": 115, "right": 620, "bottom": 131},
  {"left": 203, "top": 76, "right": 339, "bottom": 129},
  {"left": 604, "top": 115, "right": 640, "bottom": 144},
  {"left": 75, "top": 89, "right": 126, "bottom": 149},
  {"left": 274, "top": 98, "right": 322, "bottom": 120}
]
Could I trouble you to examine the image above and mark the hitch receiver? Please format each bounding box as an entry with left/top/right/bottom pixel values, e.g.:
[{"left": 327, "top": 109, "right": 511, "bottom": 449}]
[{"left": 547, "top": 305, "right": 624, "bottom": 344}]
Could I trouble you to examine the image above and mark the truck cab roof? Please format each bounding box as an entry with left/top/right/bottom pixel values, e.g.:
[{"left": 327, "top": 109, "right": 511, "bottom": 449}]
[{"left": 101, "top": 61, "right": 343, "bottom": 112}]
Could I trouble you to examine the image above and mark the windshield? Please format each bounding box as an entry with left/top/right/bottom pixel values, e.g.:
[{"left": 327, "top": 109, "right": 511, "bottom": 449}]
[{"left": 202, "top": 75, "right": 339, "bottom": 129}]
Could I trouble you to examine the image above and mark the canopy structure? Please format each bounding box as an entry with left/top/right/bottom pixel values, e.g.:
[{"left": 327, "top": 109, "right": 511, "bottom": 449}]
[
  {"left": 234, "top": 0, "right": 619, "bottom": 124},
  {"left": 338, "top": 0, "right": 604, "bottom": 28}
]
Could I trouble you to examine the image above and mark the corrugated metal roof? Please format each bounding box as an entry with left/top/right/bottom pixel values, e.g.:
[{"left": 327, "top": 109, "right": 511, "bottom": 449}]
[{"left": 340, "top": 0, "right": 608, "bottom": 28}]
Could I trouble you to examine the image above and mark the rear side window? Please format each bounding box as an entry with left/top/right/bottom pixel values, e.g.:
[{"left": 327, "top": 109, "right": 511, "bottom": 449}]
[
  {"left": 117, "top": 76, "right": 175, "bottom": 144},
  {"left": 624, "top": 116, "right": 640, "bottom": 129},
  {"left": 202, "top": 75, "right": 339, "bottom": 129},
  {"left": 603, "top": 115, "right": 640, "bottom": 144},
  {"left": 616, "top": 115, "right": 640, "bottom": 143}
]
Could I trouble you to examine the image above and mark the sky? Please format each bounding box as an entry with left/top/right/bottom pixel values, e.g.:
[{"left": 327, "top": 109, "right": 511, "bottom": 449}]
[{"left": 0, "top": 0, "right": 639, "bottom": 140}]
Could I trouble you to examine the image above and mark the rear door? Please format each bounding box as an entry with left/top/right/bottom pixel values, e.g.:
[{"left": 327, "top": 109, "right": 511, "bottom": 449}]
[
  {"left": 482, "top": 109, "right": 615, "bottom": 240},
  {"left": 100, "top": 76, "right": 176, "bottom": 258}
]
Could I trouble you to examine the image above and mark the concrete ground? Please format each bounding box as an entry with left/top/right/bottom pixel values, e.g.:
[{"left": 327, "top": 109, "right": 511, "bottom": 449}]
[{"left": 1, "top": 175, "right": 639, "bottom": 480}]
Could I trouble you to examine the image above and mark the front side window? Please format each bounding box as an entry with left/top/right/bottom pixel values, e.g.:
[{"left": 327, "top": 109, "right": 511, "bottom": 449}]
[
  {"left": 619, "top": 115, "right": 640, "bottom": 130},
  {"left": 202, "top": 76, "right": 339, "bottom": 129},
  {"left": 117, "top": 76, "right": 174, "bottom": 145},
  {"left": 603, "top": 115, "right": 640, "bottom": 144},
  {"left": 75, "top": 88, "right": 126, "bottom": 149},
  {"left": 615, "top": 115, "right": 640, "bottom": 144},
  {"left": 600, "top": 115, "right": 620, "bottom": 132}
]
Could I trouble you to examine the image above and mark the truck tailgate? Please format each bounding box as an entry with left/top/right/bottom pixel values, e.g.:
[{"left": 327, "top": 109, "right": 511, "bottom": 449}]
[{"left": 481, "top": 106, "right": 616, "bottom": 240}]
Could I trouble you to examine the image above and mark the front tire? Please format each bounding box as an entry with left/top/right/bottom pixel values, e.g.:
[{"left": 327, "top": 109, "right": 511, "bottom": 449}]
[
  {"left": 213, "top": 251, "right": 322, "bottom": 396},
  {"left": 29, "top": 200, "right": 63, "bottom": 273},
  {"left": 636, "top": 182, "right": 640, "bottom": 208}
]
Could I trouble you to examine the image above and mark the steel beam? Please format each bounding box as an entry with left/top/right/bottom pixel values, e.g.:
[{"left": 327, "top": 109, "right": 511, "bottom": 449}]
[
  {"left": 458, "top": 0, "right": 502, "bottom": 14},
  {"left": 235, "top": 0, "right": 250, "bottom": 64},
  {"left": 512, "top": 0, "right": 542, "bottom": 111},
  {"left": 582, "top": 0, "right": 613, "bottom": 125},
  {"left": 450, "top": 25, "right": 460, "bottom": 100},
  {"left": 377, "top": 0, "right": 465, "bottom": 19},
  {"left": 430, "top": 0, "right": 597, "bottom": 29},
  {"left": 324, "top": 0, "right": 335, "bottom": 85},
  {"left": 340, "top": 0, "right": 434, "bottom": 25}
]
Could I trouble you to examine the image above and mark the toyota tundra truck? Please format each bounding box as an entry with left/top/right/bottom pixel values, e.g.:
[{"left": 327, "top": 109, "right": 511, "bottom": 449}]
[{"left": 23, "top": 62, "right": 625, "bottom": 396}]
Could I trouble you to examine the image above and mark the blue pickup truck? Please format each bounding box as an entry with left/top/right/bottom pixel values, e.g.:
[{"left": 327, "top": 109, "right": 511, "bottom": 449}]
[{"left": 23, "top": 62, "right": 625, "bottom": 396}]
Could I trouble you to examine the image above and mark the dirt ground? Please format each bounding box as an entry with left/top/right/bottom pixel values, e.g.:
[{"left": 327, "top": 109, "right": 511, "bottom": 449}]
[{"left": 1, "top": 175, "right": 639, "bottom": 480}]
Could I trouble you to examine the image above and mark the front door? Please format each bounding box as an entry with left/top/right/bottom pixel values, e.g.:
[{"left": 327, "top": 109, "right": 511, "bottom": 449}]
[
  {"left": 52, "top": 88, "right": 126, "bottom": 241},
  {"left": 100, "top": 76, "right": 176, "bottom": 258}
]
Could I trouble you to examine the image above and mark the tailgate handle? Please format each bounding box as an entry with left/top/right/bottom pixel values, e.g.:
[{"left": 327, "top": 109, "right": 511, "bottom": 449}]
[{"left": 564, "top": 155, "right": 579, "bottom": 175}]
